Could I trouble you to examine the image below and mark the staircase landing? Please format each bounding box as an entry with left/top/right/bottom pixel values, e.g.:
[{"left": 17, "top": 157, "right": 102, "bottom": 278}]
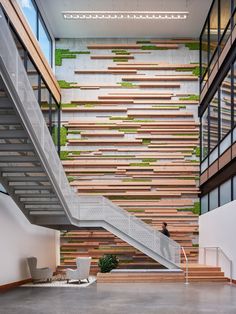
[{"left": 97, "top": 264, "right": 228, "bottom": 283}]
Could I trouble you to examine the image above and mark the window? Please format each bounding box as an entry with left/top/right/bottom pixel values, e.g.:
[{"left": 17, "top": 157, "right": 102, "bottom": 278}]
[
  {"left": 234, "top": 59, "right": 236, "bottom": 126},
  {"left": 209, "top": 91, "right": 219, "bottom": 152},
  {"left": 209, "top": 0, "right": 219, "bottom": 63},
  {"left": 201, "top": 194, "right": 209, "bottom": 214},
  {"left": 233, "top": 176, "right": 236, "bottom": 200},
  {"left": 38, "top": 16, "right": 52, "bottom": 64},
  {"left": 17, "top": 0, "right": 37, "bottom": 36},
  {"left": 17, "top": 0, "right": 52, "bottom": 66},
  {"left": 201, "top": 107, "right": 209, "bottom": 160},
  {"left": 209, "top": 187, "right": 219, "bottom": 210},
  {"left": 220, "top": 69, "right": 232, "bottom": 140},
  {"left": 220, "top": 179, "right": 231, "bottom": 206},
  {"left": 201, "top": 20, "right": 208, "bottom": 82}
]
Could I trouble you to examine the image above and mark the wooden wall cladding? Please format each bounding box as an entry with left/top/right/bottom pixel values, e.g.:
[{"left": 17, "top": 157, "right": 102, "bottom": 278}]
[{"left": 56, "top": 39, "right": 200, "bottom": 271}]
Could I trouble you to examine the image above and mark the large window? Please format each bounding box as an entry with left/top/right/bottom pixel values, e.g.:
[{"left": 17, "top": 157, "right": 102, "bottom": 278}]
[
  {"left": 200, "top": 0, "right": 236, "bottom": 90},
  {"left": 209, "top": 91, "right": 219, "bottom": 152},
  {"left": 201, "top": 176, "right": 236, "bottom": 214},
  {"left": 201, "top": 107, "right": 209, "bottom": 161},
  {"left": 17, "top": 0, "right": 52, "bottom": 65}
]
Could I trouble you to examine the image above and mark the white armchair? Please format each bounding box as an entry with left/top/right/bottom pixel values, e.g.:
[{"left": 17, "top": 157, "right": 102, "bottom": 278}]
[
  {"left": 27, "top": 257, "right": 53, "bottom": 282},
  {"left": 66, "top": 257, "right": 91, "bottom": 284}
]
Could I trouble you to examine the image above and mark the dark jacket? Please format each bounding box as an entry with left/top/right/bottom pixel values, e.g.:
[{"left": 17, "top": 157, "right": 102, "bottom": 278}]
[{"left": 161, "top": 228, "right": 170, "bottom": 238}]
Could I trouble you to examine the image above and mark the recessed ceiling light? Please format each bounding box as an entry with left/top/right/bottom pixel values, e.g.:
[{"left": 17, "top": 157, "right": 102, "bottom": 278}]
[{"left": 62, "top": 11, "right": 189, "bottom": 20}]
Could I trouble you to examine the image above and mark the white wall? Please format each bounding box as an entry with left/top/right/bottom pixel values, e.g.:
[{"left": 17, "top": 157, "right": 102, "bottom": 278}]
[
  {"left": 0, "top": 192, "right": 59, "bottom": 286},
  {"left": 199, "top": 200, "right": 236, "bottom": 280}
]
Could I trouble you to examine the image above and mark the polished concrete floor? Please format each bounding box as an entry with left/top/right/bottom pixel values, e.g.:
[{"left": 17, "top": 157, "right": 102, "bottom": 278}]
[{"left": 0, "top": 283, "right": 236, "bottom": 314}]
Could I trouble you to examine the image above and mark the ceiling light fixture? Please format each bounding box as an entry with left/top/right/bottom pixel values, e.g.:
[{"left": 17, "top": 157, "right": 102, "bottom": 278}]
[{"left": 62, "top": 11, "right": 189, "bottom": 20}]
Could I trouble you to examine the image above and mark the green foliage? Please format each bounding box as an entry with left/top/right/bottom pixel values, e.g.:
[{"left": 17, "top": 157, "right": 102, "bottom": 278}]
[
  {"left": 192, "top": 67, "right": 201, "bottom": 77},
  {"left": 58, "top": 80, "right": 76, "bottom": 89},
  {"left": 130, "top": 162, "right": 150, "bottom": 167},
  {"left": 112, "top": 49, "right": 130, "bottom": 55},
  {"left": 68, "top": 130, "right": 81, "bottom": 134},
  {"left": 67, "top": 176, "right": 76, "bottom": 183},
  {"left": 142, "top": 158, "right": 157, "bottom": 162},
  {"left": 193, "top": 146, "right": 200, "bottom": 157},
  {"left": 55, "top": 49, "right": 90, "bottom": 66},
  {"left": 61, "top": 103, "right": 78, "bottom": 108},
  {"left": 118, "top": 82, "right": 137, "bottom": 88},
  {"left": 137, "top": 40, "right": 151, "bottom": 44},
  {"left": 142, "top": 139, "right": 151, "bottom": 145},
  {"left": 113, "top": 58, "right": 129, "bottom": 62},
  {"left": 141, "top": 45, "right": 167, "bottom": 50},
  {"left": 175, "top": 66, "right": 201, "bottom": 77},
  {"left": 122, "top": 178, "right": 151, "bottom": 182},
  {"left": 177, "top": 202, "right": 200, "bottom": 215},
  {"left": 98, "top": 254, "right": 119, "bottom": 273},
  {"left": 185, "top": 42, "right": 200, "bottom": 50},
  {"left": 52, "top": 126, "right": 67, "bottom": 146},
  {"left": 60, "top": 151, "right": 70, "bottom": 160},
  {"left": 179, "top": 94, "right": 199, "bottom": 101}
]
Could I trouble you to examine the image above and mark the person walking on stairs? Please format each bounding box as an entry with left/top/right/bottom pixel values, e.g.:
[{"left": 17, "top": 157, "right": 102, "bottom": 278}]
[{"left": 160, "top": 222, "right": 171, "bottom": 260}]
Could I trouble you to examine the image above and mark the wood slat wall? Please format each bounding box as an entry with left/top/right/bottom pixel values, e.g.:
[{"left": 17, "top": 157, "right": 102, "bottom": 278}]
[{"left": 56, "top": 39, "right": 200, "bottom": 271}]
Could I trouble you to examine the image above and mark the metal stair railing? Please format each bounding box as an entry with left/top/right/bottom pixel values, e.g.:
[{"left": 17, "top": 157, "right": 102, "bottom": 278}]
[{"left": 0, "top": 7, "right": 180, "bottom": 269}]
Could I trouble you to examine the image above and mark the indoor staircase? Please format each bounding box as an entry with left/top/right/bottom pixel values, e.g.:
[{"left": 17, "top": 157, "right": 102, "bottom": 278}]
[{"left": 0, "top": 8, "right": 180, "bottom": 270}]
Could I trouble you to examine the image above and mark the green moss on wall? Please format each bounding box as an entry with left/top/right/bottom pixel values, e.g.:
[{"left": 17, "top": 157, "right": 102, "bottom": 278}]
[
  {"left": 118, "top": 82, "right": 137, "bottom": 88},
  {"left": 177, "top": 202, "right": 200, "bottom": 215},
  {"left": 111, "top": 49, "right": 130, "bottom": 55},
  {"left": 175, "top": 66, "right": 201, "bottom": 77},
  {"left": 179, "top": 95, "right": 199, "bottom": 101},
  {"left": 130, "top": 162, "right": 150, "bottom": 167},
  {"left": 52, "top": 126, "right": 67, "bottom": 146},
  {"left": 185, "top": 42, "right": 200, "bottom": 50},
  {"left": 136, "top": 40, "right": 151, "bottom": 44},
  {"left": 55, "top": 49, "right": 90, "bottom": 66},
  {"left": 58, "top": 80, "right": 77, "bottom": 89},
  {"left": 142, "top": 139, "right": 151, "bottom": 145},
  {"left": 113, "top": 58, "right": 129, "bottom": 62},
  {"left": 141, "top": 45, "right": 168, "bottom": 50}
]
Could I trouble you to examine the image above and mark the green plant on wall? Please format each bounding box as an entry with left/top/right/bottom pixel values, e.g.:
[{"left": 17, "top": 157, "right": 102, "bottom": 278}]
[
  {"left": 52, "top": 126, "right": 67, "bottom": 146},
  {"left": 141, "top": 45, "right": 168, "bottom": 50},
  {"left": 111, "top": 49, "right": 130, "bottom": 55},
  {"left": 118, "top": 82, "right": 137, "bottom": 88},
  {"left": 175, "top": 66, "right": 201, "bottom": 77},
  {"left": 179, "top": 95, "right": 200, "bottom": 101},
  {"left": 177, "top": 202, "right": 200, "bottom": 215},
  {"left": 113, "top": 58, "right": 129, "bottom": 62},
  {"left": 55, "top": 49, "right": 90, "bottom": 66},
  {"left": 58, "top": 80, "right": 77, "bottom": 89},
  {"left": 98, "top": 254, "right": 119, "bottom": 273},
  {"left": 185, "top": 42, "right": 200, "bottom": 50}
]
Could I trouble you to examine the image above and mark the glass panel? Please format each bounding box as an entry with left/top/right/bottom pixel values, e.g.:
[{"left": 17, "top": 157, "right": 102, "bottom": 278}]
[
  {"left": 209, "top": 91, "right": 219, "bottom": 152},
  {"left": 201, "top": 20, "right": 209, "bottom": 80},
  {"left": 38, "top": 16, "right": 52, "bottom": 65},
  {"left": 201, "top": 107, "right": 209, "bottom": 160},
  {"left": 233, "top": 176, "right": 236, "bottom": 200},
  {"left": 220, "top": 69, "right": 232, "bottom": 140},
  {"left": 40, "top": 79, "right": 51, "bottom": 128},
  {"left": 52, "top": 97, "right": 60, "bottom": 153},
  {"left": 220, "top": 179, "right": 232, "bottom": 206},
  {"left": 209, "top": 187, "right": 219, "bottom": 210},
  {"left": 201, "top": 194, "right": 209, "bottom": 214},
  {"left": 0, "top": 183, "right": 7, "bottom": 194},
  {"left": 17, "top": 0, "right": 37, "bottom": 36},
  {"left": 220, "top": 0, "right": 231, "bottom": 36},
  {"left": 209, "top": 0, "right": 218, "bottom": 62},
  {"left": 26, "top": 56, "right": 39, "bottom": 102}
]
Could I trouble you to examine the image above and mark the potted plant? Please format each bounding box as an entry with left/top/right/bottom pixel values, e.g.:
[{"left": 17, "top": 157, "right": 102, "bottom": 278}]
[{"left": 98, "top": 254, "right": 119, "bottom": 273}]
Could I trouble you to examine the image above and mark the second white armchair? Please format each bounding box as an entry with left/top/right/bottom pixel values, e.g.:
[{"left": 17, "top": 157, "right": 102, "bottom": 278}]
[{"left": 66, "top": 257, "right": 91, "bottom": 284}]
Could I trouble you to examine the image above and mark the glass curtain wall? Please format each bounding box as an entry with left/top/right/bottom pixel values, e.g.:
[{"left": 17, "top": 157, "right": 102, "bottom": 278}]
[
  {"left": 16, "top": 0, "right": 52, "bottom": 65},
  {"left": 200, "top": 0, "right": 236, "bottom": 89}
]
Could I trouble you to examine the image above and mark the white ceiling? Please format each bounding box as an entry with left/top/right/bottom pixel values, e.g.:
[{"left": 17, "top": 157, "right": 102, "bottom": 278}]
[{"left": 36, "top": 0, "right": 212, "bottom": 38}]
